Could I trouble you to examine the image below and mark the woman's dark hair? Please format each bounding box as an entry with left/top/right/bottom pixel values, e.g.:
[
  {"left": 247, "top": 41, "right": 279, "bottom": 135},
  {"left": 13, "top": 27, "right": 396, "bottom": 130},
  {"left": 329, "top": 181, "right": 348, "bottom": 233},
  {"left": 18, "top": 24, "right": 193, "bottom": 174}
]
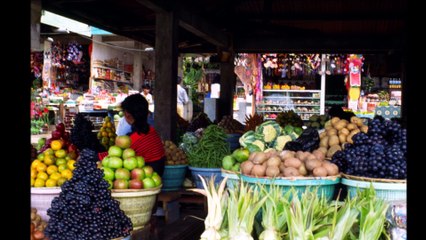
[
  {"left": 121, "top": 94, "right": 150, "bottom": 134},
  {"left": 177, "top": 76, "right": 182, "bottom": 84}
]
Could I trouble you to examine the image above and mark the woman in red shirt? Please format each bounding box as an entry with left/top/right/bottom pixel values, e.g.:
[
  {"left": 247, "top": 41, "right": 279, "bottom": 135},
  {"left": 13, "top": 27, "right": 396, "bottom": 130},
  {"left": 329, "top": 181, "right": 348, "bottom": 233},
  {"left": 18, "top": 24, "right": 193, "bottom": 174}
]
[{"left": 100, "top": 94, "right": 165, "bottom": 176}]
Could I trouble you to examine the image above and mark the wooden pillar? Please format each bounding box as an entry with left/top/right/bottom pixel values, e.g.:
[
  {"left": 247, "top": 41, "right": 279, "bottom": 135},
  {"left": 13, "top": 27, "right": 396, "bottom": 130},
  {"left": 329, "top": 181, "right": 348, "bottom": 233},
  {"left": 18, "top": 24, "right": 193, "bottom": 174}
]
[
  {"left": 218, "top": 52, "right": 236, "bottom": 119},
  {"left": 154, "top": 11, "right": 178, "bottom": 141}
]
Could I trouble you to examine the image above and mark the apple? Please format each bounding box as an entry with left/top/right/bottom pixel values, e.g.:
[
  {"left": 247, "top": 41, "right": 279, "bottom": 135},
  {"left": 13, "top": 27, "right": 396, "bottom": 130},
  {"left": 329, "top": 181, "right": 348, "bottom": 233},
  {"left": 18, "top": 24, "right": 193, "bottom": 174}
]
[
  {"left": 123, "top": 157, "right": 138, "bottom": 171},
  {"left": 122, "top": 148, "right": 136, "bottom": 159},
  {"left": 113, "top": 179, "right": 129, "bottom": 189},
  {"left": 108, "top": 146, "right": 123, "bottom": 157},
  {"left": 129, "top": 179, "right": 143, "bottom": 189},
  {"left": 142, "top": 177, "right": 156, "bottom": 189},
  {"left": 152, "top": 175, "right": 162, "bottom": 187},
  {"left": 108, "top": 156, "right": 123, "bottom": 169},
  {"left": 143, "top": 166, "right": 154, "bottom": 178},
  {"left": 115, "top": 168, "right": 130, "bottom": 180},
  {"left": 102, "top": 156, "right": 110, "bottom": 167},
  {"left": 68, "top": 144, "right": 77, "bottom": 153},
  {"left": 136, "top": 156, "right": 145, "bottom": 168},
  {"left": 102, "top": 167, "right": 115, "bottom": 181},
  {"left": 152, "top": 172, "right": 159, "bottom": 177},
  {"left": 131, "top": 168, "right": 145, "bottom": 180},
  {"left": 115, "top": 135, "right": 131, "bottom": 149},
  {"left": 67, "top": 151, "right": 78, "bottom": 160}
]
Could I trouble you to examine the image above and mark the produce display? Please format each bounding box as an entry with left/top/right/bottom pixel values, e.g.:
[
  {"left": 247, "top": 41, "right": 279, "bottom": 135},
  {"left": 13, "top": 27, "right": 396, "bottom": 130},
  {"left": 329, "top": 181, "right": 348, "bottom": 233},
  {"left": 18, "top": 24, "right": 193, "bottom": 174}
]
[
  {"left": 222, "top": 148, "right": 250, "bottom": 172},
  {"left": 319, "top": 116, "right": 368, "bottom": 158},
  {"left": 244, "top": 113, "right": 264, "bottom": 132},
  {"left": 275, "top": 110, "right": 304, "bottom": 128},
  {"left": 39, "top": 123, "right": 73, "bottom": 153},
  {"left": 164, "top": 140, "right": 188, "bottom": 165},
  {"left": 31, "top": 208, "right": 48, "bottom": 240},
  {"left": 179, "top": 132, "right": 199, "bottom": 154},
  {"left": 31, "top": 140, "right": 77, "bottom": 187},
  {"left": 101, "top": 136, "right": 162, "bottom": 189},
  {"left": 239, "top": 121, "right": 300, "bottom": 153},
  {"left": 240, "top": 149, "right": 339, "bottom": 178},
  {"left": 45, "top": 148, "right": 133, "bottom": 240},
  {"left": 187, "top": 125, "right": 230, "bottom": 168},
  {"left": 331, "top": 118, "right": 407, "bottom": 179},
  {"left": 97, "top": 116, "right": 117, "bottom": 150},
  {"left": 217, "top": 115, "right": 245, "bottom": 134},
  {"left": 283, "top": 127, "right": 319, "bottom": 152},
  {"left": 187, "top": 112, "right": 212, "bottom": 132},
  {"left": 305, "top": 114, "right": 329, "bottom": 129}
]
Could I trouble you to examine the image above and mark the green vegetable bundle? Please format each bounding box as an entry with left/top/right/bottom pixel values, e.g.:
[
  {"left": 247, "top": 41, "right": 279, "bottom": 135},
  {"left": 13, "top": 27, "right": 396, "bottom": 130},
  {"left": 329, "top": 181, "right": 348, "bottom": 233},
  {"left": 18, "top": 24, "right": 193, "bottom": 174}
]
[{"left": 187, "top": 125, "right": 231, "bottom": 168}]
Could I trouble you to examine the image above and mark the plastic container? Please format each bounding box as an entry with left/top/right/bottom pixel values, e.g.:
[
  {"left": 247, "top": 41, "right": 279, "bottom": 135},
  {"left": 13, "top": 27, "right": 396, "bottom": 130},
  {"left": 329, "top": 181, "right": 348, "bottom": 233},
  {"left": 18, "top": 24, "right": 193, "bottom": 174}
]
[
  {"left": 111, "top": 186, "right": 161, "bottom": 230},
  {"left": 241, "top": 175, "right": 340, "bottom": 201},
  {"left": 162, "top": 165, "right": 188, "bottom": 191},
  {"left": 31, "top": 187, "right": 61, "bottom": 221},
  {"left": 189, "top": 167, "right": 223, "bottom": 189},
  {"left": 221, "top": 169, "right": 240, "bottom": 190},
  {"left": 341, "top": 178, "right": 406, "bottom": 201},
  {"left": 226, "top": 133, "right": 242, "bottom": 152}
]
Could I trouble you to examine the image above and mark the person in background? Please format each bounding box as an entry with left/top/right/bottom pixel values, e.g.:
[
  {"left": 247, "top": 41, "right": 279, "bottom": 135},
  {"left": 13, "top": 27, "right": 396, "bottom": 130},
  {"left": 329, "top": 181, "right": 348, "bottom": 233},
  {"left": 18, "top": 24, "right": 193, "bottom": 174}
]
[
  {"left": 101, "top": 94, "right": 165, "bottom": 176},
  {"left": 327, "top": 105, "right": 356, "bottom": 121},
  {"left": 177, "top": 76, "right": 189, "bottom": 118},
  {"left": 140, "top": 83, "right": 155, "bottom": 113}
]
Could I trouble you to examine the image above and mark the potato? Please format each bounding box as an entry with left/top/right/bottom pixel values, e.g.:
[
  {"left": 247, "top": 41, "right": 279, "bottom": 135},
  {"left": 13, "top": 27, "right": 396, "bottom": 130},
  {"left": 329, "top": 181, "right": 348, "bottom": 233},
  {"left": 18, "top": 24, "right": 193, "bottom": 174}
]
[
  {"left": 346, "top": 133, "right": 355, "bottom": 144},
  {"left": 298, "top": 164, "right": 308, "bottom": 176},
  {"left": 319, "top": 131, "right": 327, "bottom": 138},
  {"left": 305, "top": 153, "right": 318, "bottom": 162},
  {"left": 326, "top": 145, "right": 342, "bottom": 158},
  {"left": 266, "top": 166, "right": 280, "bottom": 177},
  {"left": 305, "top": 158, "right": 322, "bottom": 171},
  {"left": 350, "top": 128, "right": 361, "bottom": 136},
  {"left": 334, "top": 120, "right": 348, "bottom": 130},
  {"left": 350, "top": 116, "right": 362, "bottom": 126},
  {"left": 279, "top": 162, "right": 286, "bottom": 173},
  {"left": 331, "top": 117, "right": 340, "bottom": 125},
  {"left": 251, "top": 164, "right": 267, "bottom": 177},
  {"left": 320, "top": 136, "right": 329, "bottom": 148},
  {"left": 361, "top": 125, "right": 368, "bottom": 133},
  {"left": 322, "top": 162, "right": 339, "bottom": 176},
  {"left": 317, "top": 147, "right": 328, "bottom": 155},
  {"left": 283, "top": 167, "right": 300, "bottom": 177},
  {"left": 252, "top": 152, "right": 268, "bottom": 164},
  {"left": 295, "top": 151, "right": 306, "bottom": 160},
  {"left": 339, "top": 128, "right": 350, "bottom": 135},
  {"left": 267, "top": 156, "right": 282, "bottom": 167},
  {"left": 284, "top": 157, "right": 302, "bottom": 168},
  {"left": 241, "top": 161, "right": 254, "bottom": 175},
  {"left": 313, "top": 167, "right": 328, "bottom": 177},
  {"left": 312, "top": 149, "right": 325, "bottom": 161},
  {"left": 279, "top": 150, "right": 295, "bottom": 160},
  {"left": 338, "top": 133, "right": 347, "bottom": 144},
  {"left": 327, "top": 128, "right": 338, "bottom": 136},
  {"left": 346, "top": 123, "right": 357, "bottom": 131},
  {"left": 328, "top": 135, "right": 340, "bottom": 146}
]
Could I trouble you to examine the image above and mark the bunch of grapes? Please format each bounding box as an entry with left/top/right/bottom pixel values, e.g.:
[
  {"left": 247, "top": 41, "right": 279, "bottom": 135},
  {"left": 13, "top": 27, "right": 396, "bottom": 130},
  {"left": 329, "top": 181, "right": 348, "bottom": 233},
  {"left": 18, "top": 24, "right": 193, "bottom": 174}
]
[
  {"left": 331, "top": 118, "right": 406, "bottom": 179},
  {"left": 70, "top": 113, "right": 105, "bottom": 153},
  {"left": 45, "top": 149, "right": 132, "bottom": 240}
]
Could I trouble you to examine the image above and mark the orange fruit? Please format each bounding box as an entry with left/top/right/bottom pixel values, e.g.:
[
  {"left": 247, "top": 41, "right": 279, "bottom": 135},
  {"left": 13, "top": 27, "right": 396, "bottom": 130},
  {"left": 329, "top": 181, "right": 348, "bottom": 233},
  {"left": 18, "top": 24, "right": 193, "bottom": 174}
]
[
  {"left": 43, "top": 148, "right": 54, "bottom": 156},
  {"left": 45, "top": 179, "right": 57, "bottom": 187},
  {"left": 37, "top": 153, "right": 45, "bottom": 161},
  {"left": 50, "top": 140, "right": 63, "bottom": 151},
  {"left": 36, "top": 163, "right": 47, "bottom": 172},
  {"left": 57, "top": 177, "right": 67, "bottom": 186},
  {"left": 102, "top": 131, "right": 108, "bottom": 137},
  {"left": 44, "top": 155, "right": 56, "bottom": 166},
  {"left": 58, "top": 164, "right": 68, "bottom": 173},
  {"left": 56, "top": 158, "right": 67, "bottom": 166},
  {"left": 67, "top": 160, "right": 76, "bottom": 171},
  {"left": 30, "top": 178, "right": 35, "bottom": 187},
  {"left": 61, "top": 169, "right": 73, "bottom": 180},
  {"left": 46, "top": 165, "right": 58, "bottom": 175},
  {"left": 34, "top": 178, "right": 45, "bottom": 187},
  {"left": 49, "top": 172, "right": 62, "bottom": 181},
  {"left": 37, "top": 172, "right": 48, "bottom": 181},
  {"left": 31, "top": 160, "right": 42, "bottom": 169},
  {"left": 55, "top": 149, "right": 67, "bottom": 158},
  {"left": 30, "top": 168, "right": 37, "bottom": 179}
]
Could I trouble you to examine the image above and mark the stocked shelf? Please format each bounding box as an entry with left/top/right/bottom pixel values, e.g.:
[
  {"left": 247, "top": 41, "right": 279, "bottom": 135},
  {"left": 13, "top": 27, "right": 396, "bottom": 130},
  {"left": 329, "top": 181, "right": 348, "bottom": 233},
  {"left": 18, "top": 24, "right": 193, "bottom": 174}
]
[
  {"left": 93, "top": 78, "right": 133, "bottom": 85},
  {"left": 263, "top": 89, "right": 321, "bottom": 93},
  {"left": 93, "top": 65, "right": 132, "bottom": 74}
]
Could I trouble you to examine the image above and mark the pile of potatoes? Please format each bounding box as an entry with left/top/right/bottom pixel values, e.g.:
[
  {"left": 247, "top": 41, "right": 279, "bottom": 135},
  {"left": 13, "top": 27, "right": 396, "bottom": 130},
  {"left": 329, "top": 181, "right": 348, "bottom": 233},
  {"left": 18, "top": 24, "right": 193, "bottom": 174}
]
[
  {"left": 319, "top": 116, "right": 368, "bottom": 158},
  {"left": 164, "top": 140, "right": 188, "bottom": 165},
  {"left": 31, "top": 208, "right": 48, "bottom": 240},
  {"left": 240, "top": 149, "right": 339, "bottom": 178}
]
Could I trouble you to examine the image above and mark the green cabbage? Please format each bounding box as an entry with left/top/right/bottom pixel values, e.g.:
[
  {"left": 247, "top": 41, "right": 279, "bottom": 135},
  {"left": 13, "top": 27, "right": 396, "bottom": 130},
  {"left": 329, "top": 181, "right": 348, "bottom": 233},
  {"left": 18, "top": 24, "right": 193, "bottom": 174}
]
[{"left": 239, "top": 130, "right": 256, "bottom": 147}]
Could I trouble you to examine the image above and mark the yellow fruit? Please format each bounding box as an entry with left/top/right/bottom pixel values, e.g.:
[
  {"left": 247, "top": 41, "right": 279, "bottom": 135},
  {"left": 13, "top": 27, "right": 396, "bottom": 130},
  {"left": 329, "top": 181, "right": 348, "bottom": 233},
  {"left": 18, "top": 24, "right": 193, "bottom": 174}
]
[
  {"left": 36, "top": 163, "right": 47, "bottom": 172},
  {"left": 49, "top": 172, "right": 62, "bottom": 181},
  {"left": 57, "top": 177, "right": 67, "bottom": 186},
  {"left": 45, "top": 179, "right": 57, "bottom": 187},
  {"left": 55, "top": 149, "right": 67, "bottom": 158},
  {"left": 47, "top": 165, "right": 58, "bottom": 175},
  {"left": 31, "top": 160, "right": 42, "bottom": 169},
  {"left": 56, "top": 158, "right": 67, "bottom": 166},
  {"left": 37, "top": 153, "right": 45, "bottom": 161},
  {"left": 44, "top": 155, "right": 56, "bottom": 166},
  {"left": 30, "top": 168, "right": 37, "bottom": 179},
  {"left": 31, "top": 178, "right": 35, "bottom": 187},
  {"left": 44, "top": 148, "right": 54, "bottom": 156},
  {"left": 102, "top": 131, "right": 108, "bottom": 137},
  {"left": 106, "top": 122, "right": 112, "bottom": 128},
  {"left": 105, "top": 127, "right": 112, "bottom": 133},
  {"left": 58, "top": 164, "right": 68, "bottom": 173},
  {"left": 37, "top": 172, "right": 49, "bottom": 181},
  {"left": 34, "top": 178, "right": 45, "bottom": 187},
  {"left": 67, "top": 160, "right": 76, "bottom": 171},
  {"left": 108, "top": 132, "right": 115, "bottom": 138},
  {"left": 51, "top": 140, "right": 63, "bottom": 151},
  {"left": 61, "top": 169, "right": 73, "bottom": 180}
]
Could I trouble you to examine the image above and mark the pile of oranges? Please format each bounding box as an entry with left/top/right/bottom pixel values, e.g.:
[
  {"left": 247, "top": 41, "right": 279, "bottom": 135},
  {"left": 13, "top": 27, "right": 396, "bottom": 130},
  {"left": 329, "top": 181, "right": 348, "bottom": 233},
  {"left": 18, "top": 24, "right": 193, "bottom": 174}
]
[{"left": 31, "top": 140, "right": 77, "bottom": 188}]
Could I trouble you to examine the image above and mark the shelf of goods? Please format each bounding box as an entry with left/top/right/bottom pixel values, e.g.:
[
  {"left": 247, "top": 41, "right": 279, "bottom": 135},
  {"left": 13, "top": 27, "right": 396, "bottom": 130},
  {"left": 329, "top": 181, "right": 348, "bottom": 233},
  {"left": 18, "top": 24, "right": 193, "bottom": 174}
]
[
  {"left": 92, "top": 65, "right": 133, "bottom": 85},
  {"left": 258, "top": 89, "right": 321, "bottom": 121},
  {"left": 63, "top": 107, "right": 108, "bottom": 131}
]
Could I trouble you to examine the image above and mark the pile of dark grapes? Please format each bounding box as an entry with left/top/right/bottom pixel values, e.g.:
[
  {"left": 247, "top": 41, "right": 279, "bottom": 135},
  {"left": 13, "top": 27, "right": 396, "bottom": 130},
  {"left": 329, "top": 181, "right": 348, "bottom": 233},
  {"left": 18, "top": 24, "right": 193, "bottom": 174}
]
[
  {"left": 45, "top": 148, "right": 133, "bottom": 240},
  {"left": 70, "top": 113, "right": 105, "bottom": 153},
  {"left": 331, "top": 118, "right": 407, "bottom": 179}
]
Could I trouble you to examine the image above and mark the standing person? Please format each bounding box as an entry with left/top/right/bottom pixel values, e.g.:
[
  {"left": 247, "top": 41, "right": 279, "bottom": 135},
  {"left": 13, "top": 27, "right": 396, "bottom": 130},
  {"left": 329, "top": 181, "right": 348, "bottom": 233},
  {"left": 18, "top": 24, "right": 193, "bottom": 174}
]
[
  {"left": 140, "top": 83, "right": 154, "bottom": 112},
  {"left": 177, "top": 76, "right": 189, "bottom": 119},
  {"left": 100, "top": 94, "right": 165, "bottom": 176}
]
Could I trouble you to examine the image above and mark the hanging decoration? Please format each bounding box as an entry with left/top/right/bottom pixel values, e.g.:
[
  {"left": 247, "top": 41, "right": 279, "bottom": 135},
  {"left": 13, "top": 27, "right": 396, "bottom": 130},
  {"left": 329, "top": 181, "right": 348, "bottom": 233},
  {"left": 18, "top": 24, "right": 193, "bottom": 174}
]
[
  {"left": 344, "top": 54, "right": 364, "bottom": 111},
  {"left": 66, "top": 41, "right": 83, "bottom": 64}
]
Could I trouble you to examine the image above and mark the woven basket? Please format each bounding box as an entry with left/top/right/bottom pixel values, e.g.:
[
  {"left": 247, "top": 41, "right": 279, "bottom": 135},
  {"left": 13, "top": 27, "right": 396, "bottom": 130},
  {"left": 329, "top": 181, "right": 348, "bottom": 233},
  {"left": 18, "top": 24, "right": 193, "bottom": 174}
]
[
  {"left": 31, "top": 187, "right": 61, "bottom": 221},
  {"left": 111, "top": 185, "right": 161, "bottom": 229},
  {"left": 341, "top": 174, "right": 406, "bottom": 201}
]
